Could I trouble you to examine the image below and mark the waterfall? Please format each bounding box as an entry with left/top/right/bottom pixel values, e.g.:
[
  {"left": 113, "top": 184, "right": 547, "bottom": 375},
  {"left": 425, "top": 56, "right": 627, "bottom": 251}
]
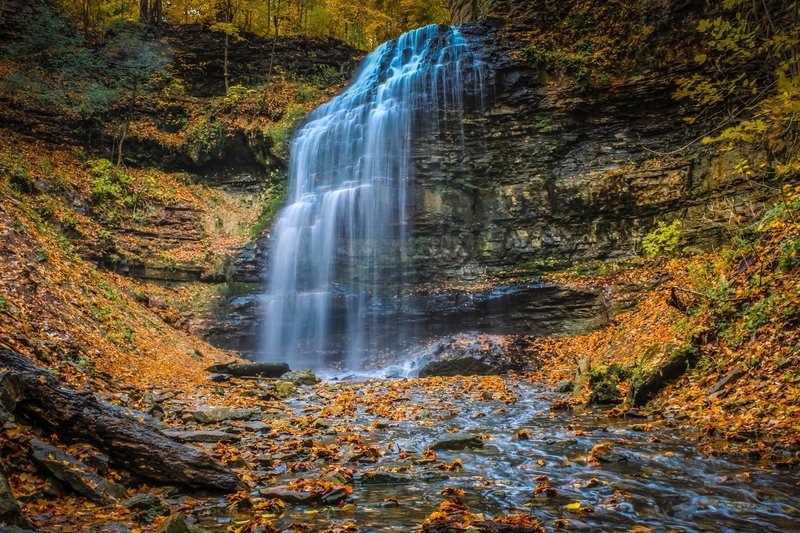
[{"left": 261, "top": 24, "right": 486, "bottom": 371}]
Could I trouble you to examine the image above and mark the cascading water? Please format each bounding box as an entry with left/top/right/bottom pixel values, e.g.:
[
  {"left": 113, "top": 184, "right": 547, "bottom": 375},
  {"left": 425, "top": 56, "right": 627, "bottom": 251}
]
[{"left": 261, "top": 24, "right": 485, "bottom": 371}]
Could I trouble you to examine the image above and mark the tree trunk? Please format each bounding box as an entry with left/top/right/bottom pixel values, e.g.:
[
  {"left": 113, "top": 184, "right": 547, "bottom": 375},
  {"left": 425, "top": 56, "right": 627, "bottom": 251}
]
[
  {"left": 0, "top": 349, "right": 243, "bottom": 492},
  {"left": 266, "top": 0, "right": 271, "bottom": 35},
  {"left": 115, "top": 122, "right": 127, "bottom": 167},
  {"left": 139, "top": 0, "right": 148, "bottom": 22},
  {"left": 223, "top": 32, "right": 230, "bottom": 93},
  {"left": 150, "top": 0, "right": 161, "bottom": 23}
]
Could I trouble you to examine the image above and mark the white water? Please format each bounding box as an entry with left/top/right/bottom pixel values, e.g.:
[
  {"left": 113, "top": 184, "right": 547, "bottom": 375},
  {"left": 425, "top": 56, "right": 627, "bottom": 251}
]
[{"left": 261, "top": 24, "right": 486, "bottom": 370}]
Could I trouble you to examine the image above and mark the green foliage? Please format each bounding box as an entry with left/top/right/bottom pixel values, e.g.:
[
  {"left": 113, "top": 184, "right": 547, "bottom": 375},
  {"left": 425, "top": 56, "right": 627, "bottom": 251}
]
[
  {"left": 642, "top": 220, "right": 682, "bottom": 258},
  {"left": 88, "top": 159, "right": 135, "bottom": 204},
  {"left": 533, "top": 117, "right": 554, "bottom": 133},
  {"left": 3, "top": 4, "right": 167, "bottom": 123},
  {"left": 588, "top": 364, "right": 631, "bottom": 405},
  {"left": 250, "top": 179, "right": 288, "bottom": 239},
  {"left": 267, "top": 107, "right": 307, "bottom": 155},
  {"left": 675, "top": 1, "right": 799, "bottom": 185},
  {"left": 306, "top": 66, "right": 346, "bottom": 88},
  {"left": 0, "top": 295, "right": 8, "bottom": 313}
]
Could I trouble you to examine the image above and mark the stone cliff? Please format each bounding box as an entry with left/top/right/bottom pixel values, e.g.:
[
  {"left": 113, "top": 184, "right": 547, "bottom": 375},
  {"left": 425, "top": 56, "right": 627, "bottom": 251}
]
[{"left": 405, "top": 5, "right": 774, "bottom": 283}]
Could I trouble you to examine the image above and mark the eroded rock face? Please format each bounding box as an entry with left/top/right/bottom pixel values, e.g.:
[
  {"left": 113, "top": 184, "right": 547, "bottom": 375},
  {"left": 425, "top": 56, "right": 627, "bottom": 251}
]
[{"left": 402, "top": 22, "right": 775, "bottom": 283}]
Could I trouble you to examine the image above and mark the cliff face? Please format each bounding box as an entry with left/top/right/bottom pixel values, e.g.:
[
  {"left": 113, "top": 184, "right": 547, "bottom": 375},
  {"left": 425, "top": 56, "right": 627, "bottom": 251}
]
[{"left": 403, "top": 11, "right": 774, "bottom": 283}]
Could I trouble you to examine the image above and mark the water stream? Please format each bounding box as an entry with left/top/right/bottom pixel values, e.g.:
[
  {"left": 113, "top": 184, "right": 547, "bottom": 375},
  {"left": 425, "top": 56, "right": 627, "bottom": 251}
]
[
  {"left": 193, "top": 376, "right": 800, "bottom": 531},
  {"left": 261, "top": 25, "right": 485, "bottom": 370}
]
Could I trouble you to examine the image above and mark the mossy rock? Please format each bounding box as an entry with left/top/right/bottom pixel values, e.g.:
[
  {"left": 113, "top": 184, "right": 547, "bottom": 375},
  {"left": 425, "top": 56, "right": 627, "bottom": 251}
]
[
  {"left": 626, "top": 344, "right": 699, "bottom": 407},
  {"left": 587, "top": 364, "right": 631, "bottom": 405}
]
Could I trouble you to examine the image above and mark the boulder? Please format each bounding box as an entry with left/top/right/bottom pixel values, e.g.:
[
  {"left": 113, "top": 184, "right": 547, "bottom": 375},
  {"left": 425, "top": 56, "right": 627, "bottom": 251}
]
[
  {"left": 28, "top": 439, "right": 127, "bottom": 503},
  {"left": 274, "top": 381, "right": 297, "bottom": 398},
  {"left": 554, "top": 380, "right": 574, "bottom": 393},
  {"left": 590, "top": 442, "right": 629, "bottom": 464},
  {"left": 627, "top": 345, "right": 698, "bottom": 407},
  {"left": 418, "top": 357, "right": 500, "bottom": 378},
  {"left": 588, "top": 364, "right": 629, "bottom": 405},
  {"left": 430, "top": 433, "right": 484, "bottom": 451},
  {"left": 278, "top": 370, "right": 320, "bottom": 386},
  {"left": 258, "top": 487, "right": 317, "bottom": 504},
  {"left": 0, "top": 468, "right": 30, "bottom": 529}
]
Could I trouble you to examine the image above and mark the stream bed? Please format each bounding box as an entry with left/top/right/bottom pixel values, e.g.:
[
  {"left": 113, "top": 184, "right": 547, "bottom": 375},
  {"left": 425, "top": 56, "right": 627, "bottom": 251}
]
[{"left": 186, "top": 375, "right": 800, "bottom": 532}]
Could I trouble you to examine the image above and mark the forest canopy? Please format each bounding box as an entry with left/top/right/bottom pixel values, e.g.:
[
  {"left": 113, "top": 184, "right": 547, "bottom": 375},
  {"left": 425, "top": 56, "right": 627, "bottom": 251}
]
[{"left": 60, "top": 0, "right": 450, "bottom": 50}]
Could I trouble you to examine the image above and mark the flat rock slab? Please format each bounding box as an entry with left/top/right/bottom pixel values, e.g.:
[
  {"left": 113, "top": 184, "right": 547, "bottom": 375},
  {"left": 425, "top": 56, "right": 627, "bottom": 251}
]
[
  {"left": 29, "top": 439, "right": 126, "bottom": 503},
  {"left": 162, "top": 429, "right": 241, "bottom": 443},
  {"left": 708, "top": 365, "right": 746, "bottom": 399},
  {"left": 241, "top": 421, "right": 270, "bottom": 432},
  {"left": 430, "top": 432, "right": 484, "bottom": 451},
  {"left": 187, "top": 407, "right": 261, "bottom": 424},
  {"left": 258, "top": 487, "right": 317, "bottom": 504}
]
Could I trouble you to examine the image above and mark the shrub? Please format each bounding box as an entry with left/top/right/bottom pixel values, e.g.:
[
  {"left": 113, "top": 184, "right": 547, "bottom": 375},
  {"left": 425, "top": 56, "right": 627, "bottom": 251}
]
[{"left": 642, "top": 220, "right": 682, "bottom": 258}]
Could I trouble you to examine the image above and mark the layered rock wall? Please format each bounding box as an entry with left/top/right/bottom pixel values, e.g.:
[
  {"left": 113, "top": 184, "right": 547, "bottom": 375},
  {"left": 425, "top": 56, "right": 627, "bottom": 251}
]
[{"left": 406, "top": 23, "right": 774, "bottom": 282}]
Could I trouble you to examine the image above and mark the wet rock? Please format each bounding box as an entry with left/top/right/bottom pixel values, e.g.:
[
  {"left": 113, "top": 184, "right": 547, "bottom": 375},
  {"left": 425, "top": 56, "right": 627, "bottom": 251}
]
[
  {"left": 162, "top": 430, "right": 242, "bottom": 443},
  {"left": 258, "top": 487, "right": 316, "bottom": 504},
  {"left": 124, "top": 493, "right": 169, "bottom": 523},
  {"left": 278, "top": 370, "right": 321, "bottom": 386},
  {"left": 355, "top": 471, "right": 413, "bottom": 485},
  {"left": 153, "top": 391, "right": 177, "bottom": 403},
  {"left": 430, "top": 433, "right": 484, "bottom": 451},
  {"left": 545, "top": 438, "right": 578, "bottom": 447},
  {"left": 708, "top": 365, "right": 745, "bottom": 399},
  {"left": 589, "top": 380, "right": 622, "bottom": 405},
  {"left": 156, "top": 513, "right": 189, "bottom": 533},
  {"left": 72, "top": 444, "right": 111, "bottom": 475},
  {"left": 555, "top": 380, "right": 574, "bottom": 393},
  {"left": 204, "top": 362, "right": 290, "bottom": 379},
  {"left": 418, "top": 357, "right": 501, "bottom": 378},
  {"left": 274, "top": 381, "right": 297, "bottom": 398},
  {"left": 0, "top": 468, "right": 31, "bottom": 529},
  {"left": 206, "top": 373, "right": 231, "bottom": 383},
  {"left": 321, "top": 487, "right": 350, "bottom": 504},
  {"left": 241, "top": 421, "right": 270, "bottom": 432},
  {"left": 28, "top": 439, "right": 126, "bottom": 503},
  {"left": 590, "top": 442, "right": 628, "bottom": 464},
  {"left": 627, "top": 345, "right": 699, "bottom": 407},
  {"left": 187, "top": 407, "right": 261, "bottom": 424}
]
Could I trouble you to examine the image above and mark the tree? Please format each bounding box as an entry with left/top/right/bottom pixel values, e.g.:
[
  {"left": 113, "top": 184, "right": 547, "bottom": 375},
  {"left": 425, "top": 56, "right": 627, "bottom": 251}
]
[
  {"left": 675, "top": 0, "right": 799, "bottom": 200},
  {"left": 101, "top": 22, "right": 168, "bottom": 164}
]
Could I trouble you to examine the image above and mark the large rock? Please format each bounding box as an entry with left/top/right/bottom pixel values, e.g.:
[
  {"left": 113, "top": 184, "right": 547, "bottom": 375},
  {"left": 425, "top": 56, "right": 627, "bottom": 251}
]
[
  {"left": 187, "top": 407, "right": 261, "bottom": 424},
  {"left": 627, "top": 345, "right": 698, "bottom": 407},
  {"left": 418, "top": 357, "right": 501, "bottom": 378},
  {"left": 0, "top": 468, "right": 30, "bottom": 529},
  {"left": 430, "top": 433, "right": 485, "bottom": 451},
  {"left": 279, "top": 370, "right": 321, "bottom": 386},
  {"left": 124, "top": 493, "right": 169, "bottom": 524},
  {"left": 28, "top": 439, "right": 127, "bottom": 504}
]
